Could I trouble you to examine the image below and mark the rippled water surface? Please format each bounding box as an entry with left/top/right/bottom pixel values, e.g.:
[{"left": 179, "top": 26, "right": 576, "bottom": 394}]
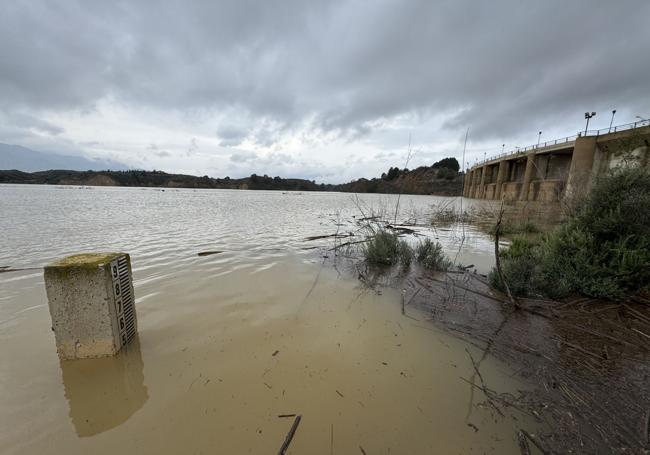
[{"left": 0, "top": 185, "right": 529, "bottom": 454}]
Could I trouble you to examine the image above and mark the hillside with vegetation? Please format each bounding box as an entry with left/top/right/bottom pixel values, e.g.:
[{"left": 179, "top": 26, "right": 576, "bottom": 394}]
[
  {"left": 0, "top": 157, "right": 464, "bottom": 195},
  {"left": 0, "top": 169, "right": 326, "bottom": 191},
  {"left": 336, "top": 157, "right": 463, "bottom": 195}
]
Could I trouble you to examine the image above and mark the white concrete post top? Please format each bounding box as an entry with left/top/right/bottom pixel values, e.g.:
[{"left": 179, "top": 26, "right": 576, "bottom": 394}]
[{"left": 44, "top": 252, "right": 137, "bottom": 360}]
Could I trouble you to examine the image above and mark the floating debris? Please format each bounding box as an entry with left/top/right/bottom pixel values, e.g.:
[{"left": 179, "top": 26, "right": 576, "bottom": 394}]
[
  {"left": 277, "top": 415, "right": 302, "bottom": 455},
  {"left": 304, "top": 233, "right": 353, "bottom": 241},
  {"left": 0, "top": 266, "right": 40, "bottom": 273}
]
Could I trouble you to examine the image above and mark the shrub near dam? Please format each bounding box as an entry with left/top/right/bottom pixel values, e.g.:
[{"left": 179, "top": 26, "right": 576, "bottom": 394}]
[{"left": 490, "top": 167, "right": 650, "bottom": 300}]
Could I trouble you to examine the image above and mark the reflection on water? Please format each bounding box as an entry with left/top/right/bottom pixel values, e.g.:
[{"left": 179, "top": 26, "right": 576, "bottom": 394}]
[
  {"left": 0, "top": 185, "right": 529, "bottom": 454},
  {"left": 60, "top": 340, "right": 148, "bottom": 437}
]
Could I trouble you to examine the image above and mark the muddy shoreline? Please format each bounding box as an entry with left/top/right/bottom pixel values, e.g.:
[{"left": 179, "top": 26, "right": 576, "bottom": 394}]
[{"left": 360, "top": 263, "right": 650, "bottom": 454}]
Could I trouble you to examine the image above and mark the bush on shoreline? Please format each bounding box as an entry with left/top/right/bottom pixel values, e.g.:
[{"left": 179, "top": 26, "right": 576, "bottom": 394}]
[
  {"left": 363, "top": 229, "right": 413, "bottom": 266},
  {"left": 490, "top": 168, "right": 650, "bottom": 300},
  {"left": 362, "top": 230, "right": 452, "bottom": 271},
  {"left": 415, "top": 238, "right": 453, "bottom": 271}
]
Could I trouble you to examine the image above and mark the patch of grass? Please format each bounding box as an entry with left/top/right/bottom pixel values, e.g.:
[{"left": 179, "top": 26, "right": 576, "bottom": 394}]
[
  {"left": 363, "top": 229, "right": 413, "bottom": 266},
  {"left": 490, "top": 168, "right": 650, "bottom": 300},
  {"left": 415, "top": 238, "right": 453, "bottom": 271}
]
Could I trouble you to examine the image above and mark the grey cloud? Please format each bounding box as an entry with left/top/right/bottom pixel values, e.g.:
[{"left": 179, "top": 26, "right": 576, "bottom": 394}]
[
  {"left": 229, "top": 151, "right": 257, "bottom": 163},
  {"left": 0, "top": 112, "right": 64, "bottom": 135},
  {"left": 1, "top": 0, "right": 648, "bottom": 151},
  {"left": 147, "top": 143, "right": 172, "bottom": 158},
  {"left": 217, "top": 125, "right": 249, "bottom": 147},
  {"left": 374, "top": 151, "right": 397, "bottom": 161}
]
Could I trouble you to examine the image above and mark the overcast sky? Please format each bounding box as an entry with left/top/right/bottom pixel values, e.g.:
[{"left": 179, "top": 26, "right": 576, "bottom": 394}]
[{"left": 1, "top": 0, "right": 649, "bottom": 182}]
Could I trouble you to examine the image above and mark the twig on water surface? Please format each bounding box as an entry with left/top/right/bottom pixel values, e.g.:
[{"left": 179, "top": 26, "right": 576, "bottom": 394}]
[
  {"left": 385, "top": 225, "right": 417, "bottom": 235},
  {"left": 277, "top": 415, "right": 302, "bottom": 455},
  {"left": 359, "top": 445, "right": 367, "bottom": 454},
  {"left": 553, "top": 337, "right": 602, "bottom": 360},
  {"left": 516, "top": 430, "right": 531, "bottom": 455},
  {"left": 277, "top": 414, "right": 296, "bottom": 418},
  {"left": 420, "top": 275, "right": 505, "bottom": 304},
  {"left": 0, "top": 266, "right": 41, "bottom": 273},
  {"left": 520, "top": 429, "right": 550, "bottom": 455},
  {"left": 632, "top": 327, "right": 650, "bottom": 341},
  {"left": 405, "top": 287, "right": 421, "bottom": 307},
  {"left": 623, "top": 304, "right": 650, "bottom": 326},
  {"left": 329, "top": 239, "right": 368, "bottom": 251},
  {"left": 304, "top": 233, "right": 353, "bottom": 241}
]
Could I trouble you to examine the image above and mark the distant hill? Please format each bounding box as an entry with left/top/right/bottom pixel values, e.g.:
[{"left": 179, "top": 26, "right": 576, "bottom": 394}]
[
  {"left": 336, "top": 158, "right": 464, "bottom": 196},
  {"left": 0, "top": 156, "right": 464, "bottom": 196},
  {"left": 0, "top": 169, "right": 327, "bottom": 191},
  {"left": 0, "top": 143, "right": 128, "bottom": 172}
]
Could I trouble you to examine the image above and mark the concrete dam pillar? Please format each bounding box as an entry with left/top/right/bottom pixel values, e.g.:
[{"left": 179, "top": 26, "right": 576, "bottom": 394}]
[
  {"left": 44, "top": 253, "right": 138, "bottom": 360},
  {"left": 495, "top": 160, "right": 509, "bottom": 200},
  {"left": 566, "top": 136, "right": 598, "bottom": 200},
  {"left": 471, "top": 169, "right": 479, "bottom": 197},
  {"left": 478, "top": 166, "right": 487, "bottom": 198},
  {"left": 519, "top": 153, "right": 536, "bottom": 201}
]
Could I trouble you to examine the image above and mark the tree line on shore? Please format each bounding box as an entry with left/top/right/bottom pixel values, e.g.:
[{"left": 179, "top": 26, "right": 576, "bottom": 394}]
[{"left": 0, "top": 157, "right": 463, "bottom": 196}]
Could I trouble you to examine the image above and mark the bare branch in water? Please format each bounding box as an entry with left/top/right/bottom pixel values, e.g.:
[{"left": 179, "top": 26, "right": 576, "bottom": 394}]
[{"left": 494, "top": 198, "right": 519, "bottom": 309}]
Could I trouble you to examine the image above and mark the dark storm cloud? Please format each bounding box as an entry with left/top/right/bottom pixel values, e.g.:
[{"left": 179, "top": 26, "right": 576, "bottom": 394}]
[{"left": 1, "top": 0, "right": 649, "bottom": 141}]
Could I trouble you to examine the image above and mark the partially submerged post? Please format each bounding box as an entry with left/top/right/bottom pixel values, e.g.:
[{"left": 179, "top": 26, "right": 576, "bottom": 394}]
[{"left": 44, "top": 253, "right": 137, "bottom": 360}]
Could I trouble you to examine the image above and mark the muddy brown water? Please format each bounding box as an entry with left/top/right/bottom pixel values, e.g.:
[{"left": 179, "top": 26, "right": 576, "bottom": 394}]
[{"left": 0, "top": 185, "right": 533, "bottom": 454}]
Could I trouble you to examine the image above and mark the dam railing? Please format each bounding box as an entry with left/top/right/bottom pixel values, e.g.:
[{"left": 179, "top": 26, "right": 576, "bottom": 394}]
[
  {"left": 583, "top": 118, "right": 650, "bottom": 137},
  {"left": 472, "top": 119, "right": 650, "bottom": 169}
]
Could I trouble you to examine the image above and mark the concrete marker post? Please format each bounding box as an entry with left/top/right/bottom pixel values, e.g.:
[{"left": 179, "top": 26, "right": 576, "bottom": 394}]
[{"left": 44, "top": 252, "right": 137, "bottom": 360}]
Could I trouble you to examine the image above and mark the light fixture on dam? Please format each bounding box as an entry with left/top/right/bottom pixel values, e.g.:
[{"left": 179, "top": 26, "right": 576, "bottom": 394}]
[
  {"left": 609, "top": 110, "right": 617, "bottom": 132},
  {"left": 584, "top": 111, "right": 596, "bottom": 134}
]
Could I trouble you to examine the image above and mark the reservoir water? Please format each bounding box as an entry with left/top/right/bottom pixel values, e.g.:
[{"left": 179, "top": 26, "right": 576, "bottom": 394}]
[{"left": 0, "top": 185, "right": 532, "bottom": 454}]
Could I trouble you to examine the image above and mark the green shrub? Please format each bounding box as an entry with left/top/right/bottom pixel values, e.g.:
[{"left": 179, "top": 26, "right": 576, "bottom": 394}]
[
  {"left": 415, "top": 238, "right": 453, "bottom": 271},
  {"left": 437, "top": 167, "right": 458, "bottom": 180},
  {"left": 397, "top": 240, "right": 413, "bottom": 267},
  {"left": 364, "top": 229, "right": 413, "bottom": 266},
  {"left": 487, "top": 219, "right": 539, "bottom": 236},
  {"left": 491, "top": 168, "right": 650, "bottom": 300},
  {"left": 488, "top": 236, "right": 544, "bottom": 296}
]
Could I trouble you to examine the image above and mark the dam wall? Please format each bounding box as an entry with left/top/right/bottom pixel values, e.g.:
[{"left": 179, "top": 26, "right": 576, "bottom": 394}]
[{"left": 463, "top": 123, "right": 650, "bottom": 207}]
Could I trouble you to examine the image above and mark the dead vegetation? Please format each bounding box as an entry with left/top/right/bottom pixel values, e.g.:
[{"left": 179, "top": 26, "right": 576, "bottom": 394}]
[
  {"left": 303, "top": 173, "right": 650, "bottom": 453},
  {"left": 311, "top": 190, "right": 650, "bottom": 453},
  {"left": 388, "top": 268, "right": 650, "bottom": 454}
]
